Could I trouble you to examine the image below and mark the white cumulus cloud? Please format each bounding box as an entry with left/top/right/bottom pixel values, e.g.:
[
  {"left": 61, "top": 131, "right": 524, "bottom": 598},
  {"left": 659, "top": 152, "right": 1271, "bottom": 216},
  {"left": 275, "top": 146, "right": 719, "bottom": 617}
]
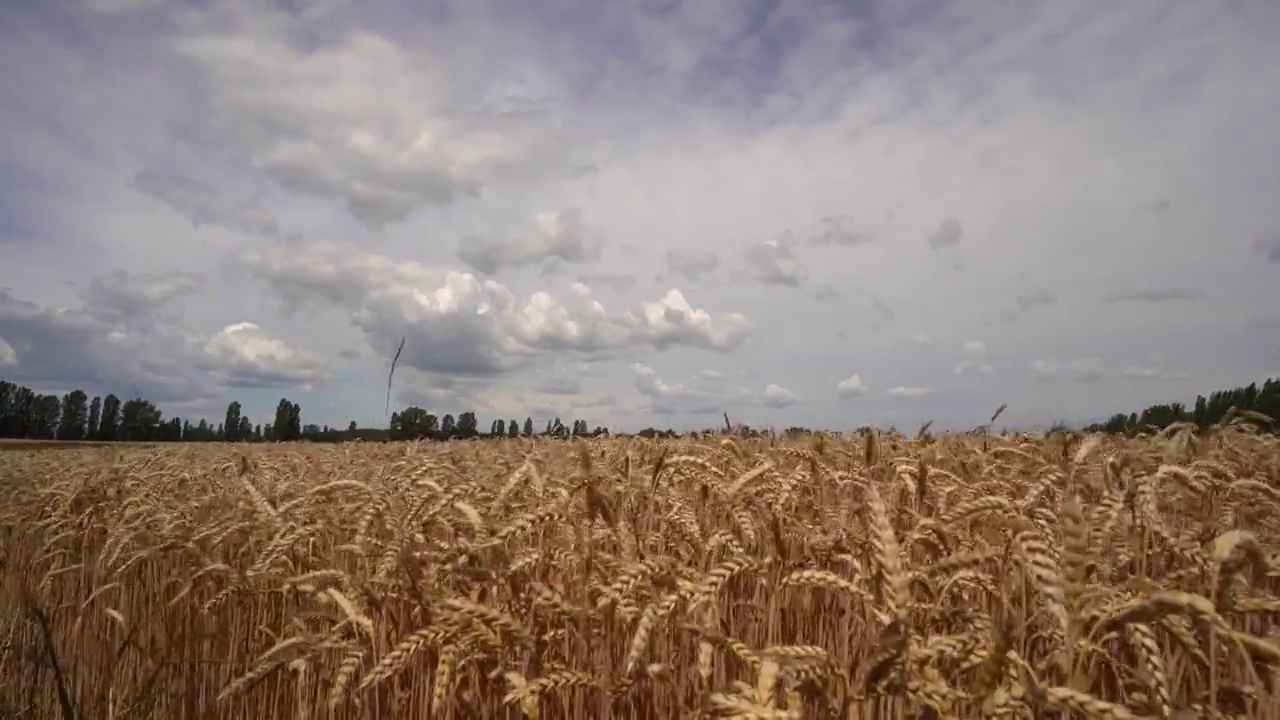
[
  {"left": 887, "top": 386, "right": 932, "bottom": 398},
  {"left": 627, "top": 290, "right": 750, "bottom": 352},
  {"left": 457, "top": 209, "right": 604, "bottom": 274},
  {"left": 837, "top": 374, "right": 869, "bottom": 397},
  {"left": 203, "top": 322, "right": 329, "bottom": 388},
  {"left": 761, "top": 383, "right": 799, "bottom": 408},
  {"left": 1031, "top": 357, "right": 1104, "bottom": 382}
]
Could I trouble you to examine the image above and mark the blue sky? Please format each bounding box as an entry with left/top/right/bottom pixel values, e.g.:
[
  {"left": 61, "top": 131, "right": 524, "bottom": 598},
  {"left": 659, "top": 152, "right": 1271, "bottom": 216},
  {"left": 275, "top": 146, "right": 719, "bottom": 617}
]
[{"left": 2, "top": 0, "right": 1279, "bottom": 432}]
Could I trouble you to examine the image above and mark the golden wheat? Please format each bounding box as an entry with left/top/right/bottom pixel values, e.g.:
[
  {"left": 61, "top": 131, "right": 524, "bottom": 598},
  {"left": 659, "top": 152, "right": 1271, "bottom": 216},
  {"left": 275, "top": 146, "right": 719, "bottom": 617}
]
[{"left": 1, "top": 426, "right": 1279, "bottom": 718}]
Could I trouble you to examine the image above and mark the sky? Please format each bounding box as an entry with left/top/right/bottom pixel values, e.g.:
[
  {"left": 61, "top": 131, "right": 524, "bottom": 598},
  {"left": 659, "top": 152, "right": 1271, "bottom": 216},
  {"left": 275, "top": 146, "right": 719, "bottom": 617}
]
[{"left": 2, "top": 0, "right": 1279, "bottom": 433}]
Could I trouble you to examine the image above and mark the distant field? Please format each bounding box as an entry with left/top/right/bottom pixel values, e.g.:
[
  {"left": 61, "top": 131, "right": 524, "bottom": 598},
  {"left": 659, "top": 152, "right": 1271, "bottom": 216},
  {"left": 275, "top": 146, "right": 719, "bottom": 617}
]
[
  {"left": 0, "top": 438, "right": 161, "bottom": 451},
  {"left": 1, "top": 429, "right": 1278, "bottom": 718}
]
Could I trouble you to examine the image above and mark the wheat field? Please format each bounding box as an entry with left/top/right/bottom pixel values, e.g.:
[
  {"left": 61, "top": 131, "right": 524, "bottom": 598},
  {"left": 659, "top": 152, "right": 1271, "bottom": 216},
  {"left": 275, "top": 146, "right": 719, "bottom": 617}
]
[{"left": 1, "top": 423, "right": 1279, "bottom": 719}]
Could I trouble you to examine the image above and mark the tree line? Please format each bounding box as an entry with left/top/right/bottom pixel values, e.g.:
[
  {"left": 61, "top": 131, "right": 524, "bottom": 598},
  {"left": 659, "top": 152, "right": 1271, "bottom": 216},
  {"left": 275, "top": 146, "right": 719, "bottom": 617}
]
[
  {"left": 0, "top": 378, "right": 605, "bottom": 443},
  {"left": 1084, "top": 376, "right": 1280, "bottom": 434},
  {"left": 388, "top": 408, "right": 600, "bottom": 441},
  {"left": 0, "top": 379, "right": 310, "bottom": 442}
]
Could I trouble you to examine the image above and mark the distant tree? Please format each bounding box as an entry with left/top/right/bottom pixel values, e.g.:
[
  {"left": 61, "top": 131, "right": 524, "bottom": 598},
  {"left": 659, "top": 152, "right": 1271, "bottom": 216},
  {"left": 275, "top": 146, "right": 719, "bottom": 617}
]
[
  {"left": 289, "top": 402, "right": 301, "bottom": 439},
  {"left": 99, "top": 394, "right": 122, "bottom": 441},
  {"left": 0, "top": 383, "right": 51, "bottom": 438},
  {"left": 545, "top": 417, "right": 567, "bottom": 438},
  {"left": 0, "top": 381, "right": 13, "bottom": 436},
  {"left": 441, "top": 414, "right": 456, "bottom": 436},
  {"left": 1, "top": 384, "right": 31, "bottom": 437},
  {"left": 32, "top": 394, "right": 59, "bottom": 439},
  {"left": 87, "top": 395, "right": 101, "bottom": 440},
  {"left": 493, "top": 418, "right": 505, "bottom": 436},
  {"left": 1099, "top": 414, "right": 1127, "bottom": 434},
  {"left": 183, "top": 420, "right": 193, "bottom": 440},
  {"left": 120, "top": 398, "right": 162, "bottom": 441},
  {"left": 274, "top": 398, "right": 302, "bottom": 441},
  {"left": 238, "top": 416, "right": 253, "bottom": 441},
  {"left": 254, "top": 424, "right": 263, "bottom": 441},
  {"left": 523, "top": 417, "right": 533, "bottom": 436},
  {"left": 508, "top": 419, "right": 519, "bottom": 438},
  {"left": 225, "top": 402, "right": 242, "bottom": 442},
  {"left": 348, "top": 420, "right": 357, "bottom": 432},
  {"left": 263, "top": 423, "right": 272, "bottom": 441},
  {"left": 58, "top": 390, "right": 88, "bottom": 440},
  {"left": 273, "top": 400, "right": 288, "bottom": 439},
  {"left": 216, "top": 422, "right": 225, "bottom": 440},
  {"left": 457, "top": 411, "right": 478, "bottom": 438},
  {"left": 1086, "top": 377, "right": 1280, "bottom": 436},
  {"left": 393, "top": 406, "right": 437, "bottom": 439}
]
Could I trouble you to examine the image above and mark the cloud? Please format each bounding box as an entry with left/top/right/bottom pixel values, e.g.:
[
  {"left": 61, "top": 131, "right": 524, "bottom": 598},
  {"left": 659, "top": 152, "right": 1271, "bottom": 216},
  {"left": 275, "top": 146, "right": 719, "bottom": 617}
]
[
  {"left": 578, "top": 272, "right": 636, "bottom": 292},
  {"left": 696, "top": 369, "right": 723, "bottom": 381},
  {"left": 1031, "top": 357, "right": 1104, "bottom": 382},
  {"left": 814, "top": 285, "right": 893, "bottom": 314},
  {"left": 926, "top": 217, "right": 963, "bottom": 251},
  {"left": 241, "top": 242, "right": 749, "bottom": 376},
  {"left": 812, "top": 284, "right": 843, "bottom": 302},
  {"left": 173, "top": 25, "right": 568, "bottom": 227},
  {"left": 631, "top": 362, "right": 720, "bottom": 415},
  {"left": 203, "top": 322, "right": 329, "bottom": 388},
  {"left": 1016, "top": 289, "right": 1057, "bottom": 312},
  {"left": 457, "top": 209, "right": 604, "bottom": 274},
  {"left": 907, "top": 332, "right": 936, "bottom": 347},
  {"left": 627, "top": 289, "right": 750, "bottom": 352},
  {"left": 666, "top": 248, "right": 720, "bottom": 281},
  {"left": 760, "top": 383, "right": 799, "bottom": 408},
  {"left": 1105, "top": 288, "right": 1204, "bottom": 304},
  {"left": 743, "top": 237, "right": 808, "bottom": 287},
  {"left": 858, "top": 289, "right": 896, "bottom": 321},
  {"left": 85, "top": 0, "right": 162, "bottom": 13},
  {"left": 131, "top": 171, "right": 280, "bottom": 237},
  {"left": 80, "top": 270, "right": 204, "bottom": 327},
  {"left": 4, "top": 0, "right": 1278, "bottom": 432},
  {"left": 837, "top": 374, "right": 869, "bottom": 397},
  {"left": 808, "top": 216, "right": 875, "bottom": 248},
  {"left": 953, "top": 340, "right": 992, "bottom": 376},
  {"left": 535, "top": 363, "right": 583, "bottom": 395},
  {"left": 241, "top": 240, "right": 617, "bottom": 374},
  {"left": 1139, "top": 199, "right": 1172, "bottom": 215},
  {"left": 999, "top": 288, "right": 1058, "bottom": 323},
  {"left": 1123, "top": 365, "right": 1190, "bottom": 381},
  {"left": 0, "top": 289, "right": 210, "bottom": 403},
  {"left": 954, "top": 361, "right": 993, "bottom": 376},
  {"left": 1255, "top": 230, "right": 1280, "bottom": 263},
  {"left": 887, "top": 386, "right": 932, "bottom": 398},
  {"left": 533, "top": 376, "right": 581, "bottom": 395},
  {"left": 0, "top": 337, "right": 16, "bottom": 366}
]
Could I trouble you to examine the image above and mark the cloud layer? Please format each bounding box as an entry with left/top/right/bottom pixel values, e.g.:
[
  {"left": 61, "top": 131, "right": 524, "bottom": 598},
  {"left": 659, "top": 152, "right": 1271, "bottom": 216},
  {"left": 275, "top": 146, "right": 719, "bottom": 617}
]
[{"left": 1, "top": 0, "right": 1277, "bottom": 431}]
